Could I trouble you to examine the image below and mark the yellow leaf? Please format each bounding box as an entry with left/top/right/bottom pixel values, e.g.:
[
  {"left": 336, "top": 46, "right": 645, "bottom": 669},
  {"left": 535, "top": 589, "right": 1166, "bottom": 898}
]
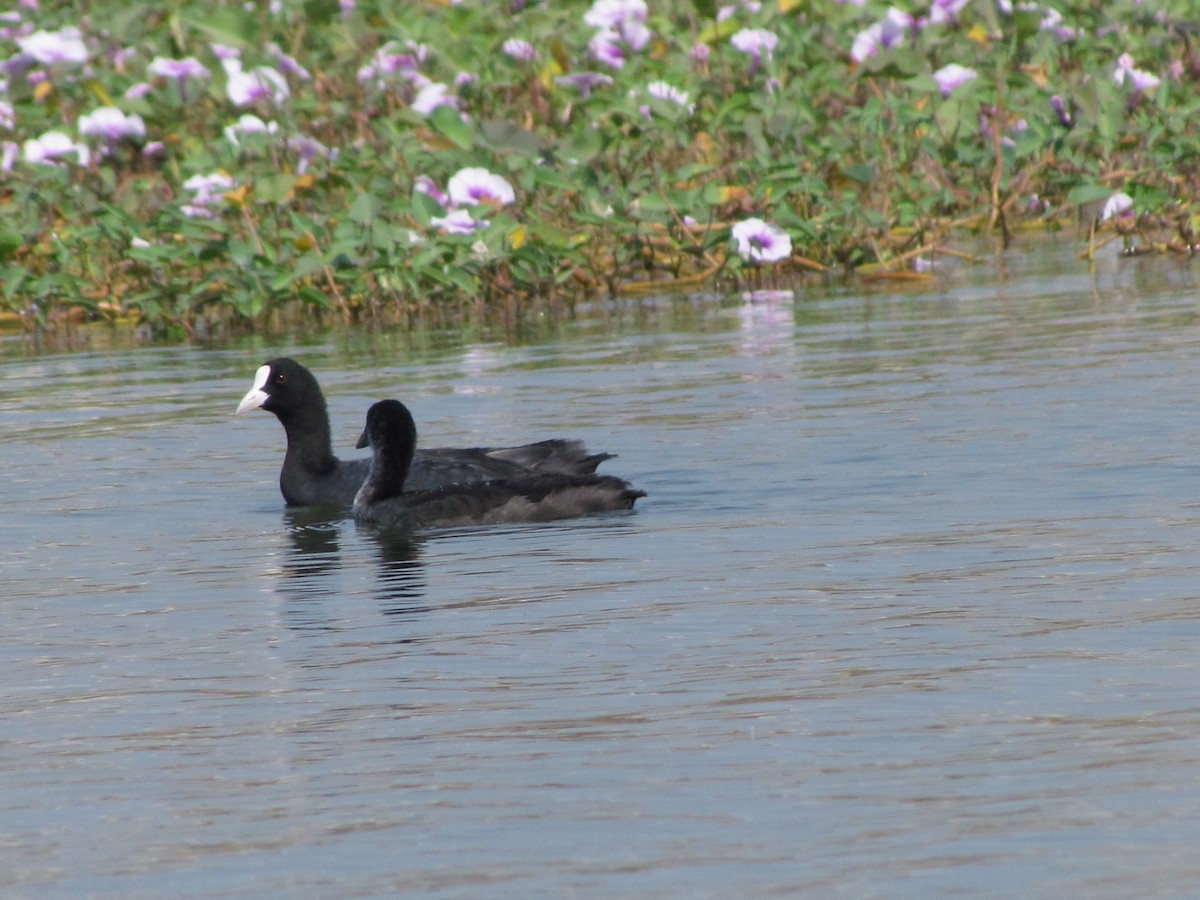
[
  {"left": 509, "top": 224, "right": 527, "bottom": 249},
  {"left": 696, "top": 17, "right": 740, "bottom": 45},
  {"left": 968, "top": 24, "right": 990, "bottom": 44},
  {"left": 1020, "top": 63, "right": 1049, "bottom": 90},
  {"left": 225, "top": 183, "right": 253, "bottom": 209},
  {"left": 293, "top": 232, "right": 317, "bottom": 252},
  {"left": 33, "top": 81, "right": 53, "bottom": 102},
  {"left": 538, "top": 59, "right": 564, "bottom": 91},
  {"left": 695, "top": 132, "right": 718, "bottom": 165},
  {"left": 85, "top": 78, "right": 114, "bottom": 106},
  {"left": 295, "top": 174, "right": 315, "bottom": 191}
]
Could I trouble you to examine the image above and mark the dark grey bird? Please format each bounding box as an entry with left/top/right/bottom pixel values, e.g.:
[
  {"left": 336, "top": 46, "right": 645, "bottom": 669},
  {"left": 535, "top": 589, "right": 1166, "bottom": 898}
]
[
  {"left": 353, "top": 399, "right": 644, "bottom": 529},
  {"left": 236, "top": 358, "right": 613, "bottom": 507}
]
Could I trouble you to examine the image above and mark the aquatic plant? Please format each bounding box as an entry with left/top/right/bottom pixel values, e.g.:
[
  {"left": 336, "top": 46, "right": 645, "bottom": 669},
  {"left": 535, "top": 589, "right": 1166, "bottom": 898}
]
[{"left": 0, "top": 0, "right": 1194, "bottom": 337}]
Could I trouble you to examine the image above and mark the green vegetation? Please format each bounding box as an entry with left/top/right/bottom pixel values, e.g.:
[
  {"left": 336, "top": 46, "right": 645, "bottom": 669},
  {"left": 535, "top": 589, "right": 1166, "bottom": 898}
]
[{"left": 0, "top": 0, "right": 1194, "bottom": 338}]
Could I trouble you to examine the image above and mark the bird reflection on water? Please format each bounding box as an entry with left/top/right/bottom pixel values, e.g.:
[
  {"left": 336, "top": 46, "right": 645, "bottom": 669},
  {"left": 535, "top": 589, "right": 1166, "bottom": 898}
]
[{"left": 280, "top": 507, "right": 430, "bottom": 621}]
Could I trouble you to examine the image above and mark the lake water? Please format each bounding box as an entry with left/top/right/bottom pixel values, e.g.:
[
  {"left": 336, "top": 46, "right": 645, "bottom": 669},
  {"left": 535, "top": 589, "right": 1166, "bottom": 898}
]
[{"left": 5, "top": 241, "right": 1200, "bottom": 896}]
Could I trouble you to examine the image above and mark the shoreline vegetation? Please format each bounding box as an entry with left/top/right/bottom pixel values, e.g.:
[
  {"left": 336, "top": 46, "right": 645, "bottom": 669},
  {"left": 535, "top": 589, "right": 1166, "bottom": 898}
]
[{"left": 0, "top": 0, "right": 1192, "bottom": 342}]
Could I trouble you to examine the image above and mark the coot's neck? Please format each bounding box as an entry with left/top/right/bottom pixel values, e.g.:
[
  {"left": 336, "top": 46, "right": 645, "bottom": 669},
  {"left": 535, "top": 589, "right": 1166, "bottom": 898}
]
[
  {"left": 364, "top": 434, "right": 413, "bottom": 504},
  {"left": 278, "top": 399, "right": 338, "bottom": 476}
]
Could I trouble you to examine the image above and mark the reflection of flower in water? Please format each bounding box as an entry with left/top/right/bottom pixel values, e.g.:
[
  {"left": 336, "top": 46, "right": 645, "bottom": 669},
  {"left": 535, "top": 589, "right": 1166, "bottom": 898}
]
[
  {"left": 455, "top": 345, "right": 505, "bottom": 394},
  {"left": 738, "top": 289, "right": 794, "bottom": 357}
]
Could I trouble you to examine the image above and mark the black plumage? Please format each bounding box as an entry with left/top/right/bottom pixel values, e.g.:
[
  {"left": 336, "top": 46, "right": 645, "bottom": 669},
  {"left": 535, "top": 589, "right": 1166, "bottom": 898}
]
[
  {"left": 236, "top": 358, "right": 614, "bottom": 507},
  {"left": 353, "top": 399, "right": 645, "bottom": 529}
]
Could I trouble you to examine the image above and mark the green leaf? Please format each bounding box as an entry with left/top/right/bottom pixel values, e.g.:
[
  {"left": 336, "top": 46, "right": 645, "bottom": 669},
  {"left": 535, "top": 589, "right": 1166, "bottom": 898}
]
[
  {"left": 256, "top": 174, "right": 297, "bottom": 205},
  {"left": 429, "top": 104, "right": 474, "bottom": 151},
  {"left": 183, "top": 8, "right": 257, "bottom": 47},
  {"left": 840, "top": 164, "right": 875, "bottom": 186},
  {"left": 861, "top": 48, "right": 924, "bottom": 79},
  {"left": 348, "top": 191, "right": 383, "bottom": 226},
  {"left": 480, "top": 119, "right": 541, "bottom": 155},
  {"left": 1066, "top": 183, "right": 1116, "bottom": 207}
]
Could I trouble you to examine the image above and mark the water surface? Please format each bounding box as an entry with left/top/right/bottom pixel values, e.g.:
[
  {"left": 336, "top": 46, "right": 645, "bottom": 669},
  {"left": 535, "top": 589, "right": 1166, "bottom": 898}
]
[{"left": 5, "top": 242, "right": 1200, "bottom": 896}]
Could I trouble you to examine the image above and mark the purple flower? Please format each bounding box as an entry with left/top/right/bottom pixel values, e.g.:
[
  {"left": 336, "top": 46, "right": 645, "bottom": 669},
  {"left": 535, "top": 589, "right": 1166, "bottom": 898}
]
[
  {"left": 589, "top": 29, "right": 628, "bottom": 69},
  {"left": 414, "top": 175, "right": 449, "bottom": 207},
  {"left": 1114, "top": 53, "right": 1160, "bottom": 93},
  {"left": 584, "top": 0, "right": 651, "bottom": 48},
  {"left": 731, "top": 218, "right": 792, "bottom": 263},
  {"left": 271, "top": 46, "right": 311, "bottom": 80},
  {"left": 583, "top": 0, "right": 651, "bottom": 68},
  {"left": 222, "top": 59, "right": 289, "bottom": 106},
  {"left": 288, "top": 134, "right": 334, "bottom": 174},
  {"left": 181, "top": 172, "right": 236, "bottom": 218},
  {"left": 411, "top": 82, "right": 457, "bottom": 116},
  {"left": 1101, "top": 191, "right": 1133, "bottom": 223},
  {"left": 0, "top": 101, "right": 13, "bottom": 130},
  {"left": 78, "top": 107, "right": 146, "bottom": 149},
  {"left": 224, "top": 114, "right": 278, "bottom": 147},
  {"left": 17, "top": 26, "right": 88, "bottom": 66},
  {"left": 431, "top": 209, "right": 485, "bottom": 234},
  {"left": 730, "top": 28, "right": 778, "bottom": 61},
  {"left": 148, "top": 56, "right": 211, "bottom": 81},
  {"left": 554, "top": 72, "right": 613, "bottom": 97},
  {"left": 928, "top": 0, "right": 971, "bottom": 25},
  {"left": 357, "top": 40, "right": 427, "bottom": 87},
  {"left": 933, "top": 63, "right": 978, "bottom": 96},
  {"left": 718, "top": 1, "right": 763, "bottom": 22},
  {"left": 447, "top": 167, "right": 515, "bottom": 207},
  {"left": 503, "top": 38, "right": 537, "bottom": 62},
  {"left": 1, "top": 141, "right": 19, "bottom": 172},
  {"left": 850, "top": 8, "right": 913, "bottom": 63},
  {"left": 23, "top": 130, "right": 89, "bottom": 166},
  {"left": 642, "top": 81, "right": 693, "bottom": 116},
  {"left": 1049, "top": 94, "right": 1072, "bottom": 127}
]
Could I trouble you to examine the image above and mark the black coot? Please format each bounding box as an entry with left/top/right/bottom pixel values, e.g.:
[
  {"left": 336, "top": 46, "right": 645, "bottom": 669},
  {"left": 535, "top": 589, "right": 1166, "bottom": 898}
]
[
  {"left": 353, "top": 399, "right": 645, "bottom": 529},
  {"left": 236, "top": 358, "right": 614, "bottom": 507}
]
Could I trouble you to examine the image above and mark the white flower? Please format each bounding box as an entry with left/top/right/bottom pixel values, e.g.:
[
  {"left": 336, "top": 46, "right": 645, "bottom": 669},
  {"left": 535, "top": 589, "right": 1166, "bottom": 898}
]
[
  {"left": 411, "top": 82, "right": 457, "bottom": 116},
  {"left": 589, "top": 29, "right": 627, "bottom": 69},
  {"left": 1113, "top": 53, "right": 1160, "bottom": 93},
  {"left": 222, "top": 58, "right": 289, "bottom": 106},
  {"left": 1101, "top": 192, "right": 1133, "bottom": 222},
  {"left": 148, "top": 56, "right": 211, "bottom": 81},
  {"left": 933, "top": 63, "right": 978, "bottom": 96},
  {"left": 730, "top": 28, "right": 778, "bottom": 61},
  {"left": 646, "top": 81, "right": 692, "bottom": 109},
  {"left": 431, "top": 209, "right": 485, "bottom": 234},
  {"left": 224, "top": 114, "right": 278, "bottom": 147},
  {"left": 850, "top": 8, "right": 913, "bottom": 63},
  {"left": 23, "top": 130, "right": 89, "bottom": 166},
  {"left": 583, "top": 0, "right": 648, "bottom": 30},
  {"left": 17, "top": 26, "right": 88, "bottom": 66},
  {"left": 731, "top": 218, "right": 792, "bottom": 263},
  {"left": 447, "top": 167, "right": 515, "bottom": 207},
  {"left": 78, "top": 107, "right": 146, "bottom": 142},
  {"left": 2, "top": 141, "right": 20, "bottom": 172},
  {"left": 503, "top": 39, "right": 537, "bottom": 62},
  {"left": 181, "top": 172, "right": 236, "bottom": 217},
  {"left": 288, "top": 134, "right": 334, "bottom": 173}
]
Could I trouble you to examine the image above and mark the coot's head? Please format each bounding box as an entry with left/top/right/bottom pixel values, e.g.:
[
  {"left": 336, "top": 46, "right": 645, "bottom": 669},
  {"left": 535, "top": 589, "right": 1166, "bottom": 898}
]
[
  {"left": 236, "top": 358, "right": 324, "bottom": 418},
  {"left": 356, "top": 399, "right": 418, "bottom": 463}
]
